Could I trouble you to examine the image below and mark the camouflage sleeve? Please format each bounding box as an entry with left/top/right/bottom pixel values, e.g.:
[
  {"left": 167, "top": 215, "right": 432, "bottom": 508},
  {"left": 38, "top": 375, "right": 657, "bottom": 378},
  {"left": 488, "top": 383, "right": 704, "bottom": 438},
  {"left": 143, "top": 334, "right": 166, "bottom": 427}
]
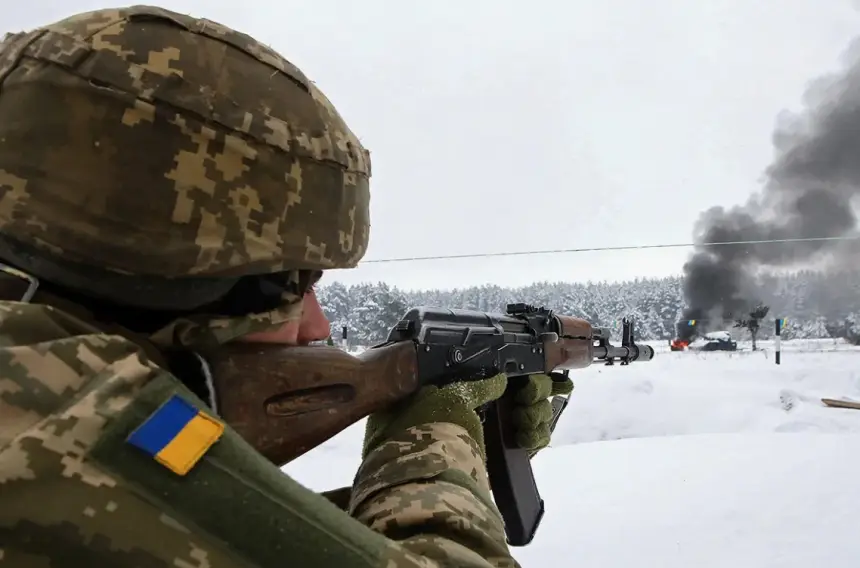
[
  {"left": 0, "top": 305, "right": 214, "bottom": 565},
  {"left": 349, "top": 422, "right": 522, "bottom": 568}
]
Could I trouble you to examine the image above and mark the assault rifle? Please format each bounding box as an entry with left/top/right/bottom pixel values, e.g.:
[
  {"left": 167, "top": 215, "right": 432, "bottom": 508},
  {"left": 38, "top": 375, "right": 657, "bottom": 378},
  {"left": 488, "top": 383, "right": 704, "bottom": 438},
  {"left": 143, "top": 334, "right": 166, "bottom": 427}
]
[{"left": 209, "top": 303, "right": 655, "bottom": 547}]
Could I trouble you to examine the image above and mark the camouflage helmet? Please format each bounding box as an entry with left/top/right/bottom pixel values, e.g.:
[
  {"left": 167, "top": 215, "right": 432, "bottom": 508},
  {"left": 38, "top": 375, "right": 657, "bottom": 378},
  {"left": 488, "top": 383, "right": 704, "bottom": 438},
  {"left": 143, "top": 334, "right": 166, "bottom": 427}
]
[{"left": 0, "top": 6, "right": 370, "bottom": 310}]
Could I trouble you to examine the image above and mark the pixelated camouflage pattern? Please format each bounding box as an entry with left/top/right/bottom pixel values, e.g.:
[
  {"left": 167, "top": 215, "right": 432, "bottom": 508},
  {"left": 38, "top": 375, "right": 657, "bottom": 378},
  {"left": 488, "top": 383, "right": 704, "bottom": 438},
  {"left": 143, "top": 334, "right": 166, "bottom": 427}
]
[
  {"left": 351, "top": 423, "right": 522, "bottom": 568},
  {"left": 0, "top": 302, "right": 520, "bottom": 567},
  {"left": 0, "top": 5, "right": 371, "bottom": 278},
  {"left": 0, "top": 302, "right": 250, "bottom": 566}
]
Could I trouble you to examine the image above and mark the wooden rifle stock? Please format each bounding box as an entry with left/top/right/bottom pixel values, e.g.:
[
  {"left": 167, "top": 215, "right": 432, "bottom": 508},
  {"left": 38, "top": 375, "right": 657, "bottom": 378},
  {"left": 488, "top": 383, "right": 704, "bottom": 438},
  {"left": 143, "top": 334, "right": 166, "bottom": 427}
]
[{"left": 207, "top": 342, "right": 420, "bottom": 466}]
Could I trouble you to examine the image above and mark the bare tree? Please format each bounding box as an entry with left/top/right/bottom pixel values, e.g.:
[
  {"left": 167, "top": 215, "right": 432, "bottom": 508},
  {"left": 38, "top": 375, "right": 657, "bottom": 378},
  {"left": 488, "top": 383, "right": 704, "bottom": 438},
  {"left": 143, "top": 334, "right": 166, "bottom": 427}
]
[{"left": 734, "top": 303, "right": 770, "bottom": 351}]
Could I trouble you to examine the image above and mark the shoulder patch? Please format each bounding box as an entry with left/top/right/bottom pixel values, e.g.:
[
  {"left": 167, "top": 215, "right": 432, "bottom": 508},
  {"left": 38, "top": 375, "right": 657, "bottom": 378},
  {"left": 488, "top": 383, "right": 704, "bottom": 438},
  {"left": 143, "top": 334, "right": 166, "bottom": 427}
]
[{"left": 127, "top": 394, "right": 224, "bottom": 475}]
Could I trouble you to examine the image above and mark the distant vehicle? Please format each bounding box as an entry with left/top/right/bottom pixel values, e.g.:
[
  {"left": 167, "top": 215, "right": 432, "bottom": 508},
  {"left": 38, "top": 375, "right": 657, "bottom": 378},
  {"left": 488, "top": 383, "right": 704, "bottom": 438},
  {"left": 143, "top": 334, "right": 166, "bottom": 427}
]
[{"left": 699, "top": 331, "right": 738, "bottom": 351}]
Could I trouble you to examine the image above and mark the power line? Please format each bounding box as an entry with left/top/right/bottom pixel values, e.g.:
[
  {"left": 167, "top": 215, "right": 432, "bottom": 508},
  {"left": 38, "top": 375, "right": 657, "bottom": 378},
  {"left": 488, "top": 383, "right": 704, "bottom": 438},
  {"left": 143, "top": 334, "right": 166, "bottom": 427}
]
[{"left": 361, "top": 235, "right": 860, "bottom": 264}]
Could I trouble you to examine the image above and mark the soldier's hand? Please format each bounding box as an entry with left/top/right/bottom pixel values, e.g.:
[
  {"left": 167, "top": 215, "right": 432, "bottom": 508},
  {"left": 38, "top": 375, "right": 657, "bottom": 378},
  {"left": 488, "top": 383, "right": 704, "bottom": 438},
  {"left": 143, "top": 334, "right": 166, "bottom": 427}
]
[
  {"left": 511, "top": 373, "right": 574, "bottom": 455},
  {"left": 361, "top": 373, "right": 507, "bottom": 460}
]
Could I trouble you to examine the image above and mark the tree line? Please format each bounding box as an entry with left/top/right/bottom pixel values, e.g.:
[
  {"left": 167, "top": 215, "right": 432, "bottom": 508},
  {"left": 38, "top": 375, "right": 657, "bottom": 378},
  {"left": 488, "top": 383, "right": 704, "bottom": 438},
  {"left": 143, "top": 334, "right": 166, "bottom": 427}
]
[{"left": 316, "top": 269, "right": 860, "bottom": 346}]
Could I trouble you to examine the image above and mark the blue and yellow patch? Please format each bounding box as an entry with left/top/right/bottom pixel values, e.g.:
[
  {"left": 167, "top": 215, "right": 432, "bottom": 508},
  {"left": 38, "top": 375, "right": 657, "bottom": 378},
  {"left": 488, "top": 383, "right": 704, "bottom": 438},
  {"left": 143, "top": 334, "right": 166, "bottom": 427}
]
[{"left": 127, "top": 395, "right": 224, "bottom": 476}]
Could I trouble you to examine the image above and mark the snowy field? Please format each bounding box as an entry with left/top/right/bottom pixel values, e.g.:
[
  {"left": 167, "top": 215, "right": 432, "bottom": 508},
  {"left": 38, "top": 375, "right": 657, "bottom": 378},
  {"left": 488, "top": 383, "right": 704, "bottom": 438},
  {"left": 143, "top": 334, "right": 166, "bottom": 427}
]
[{"left": 283, "top": 339, "right": 860, "bottom": 567}]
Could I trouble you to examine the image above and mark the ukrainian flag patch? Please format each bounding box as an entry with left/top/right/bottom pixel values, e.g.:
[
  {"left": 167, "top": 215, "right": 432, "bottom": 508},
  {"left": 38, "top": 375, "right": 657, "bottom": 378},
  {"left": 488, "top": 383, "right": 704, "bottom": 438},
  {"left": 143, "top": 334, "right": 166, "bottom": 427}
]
[{"left": 127, "top": 395, "right": 224, "bottom": 476}]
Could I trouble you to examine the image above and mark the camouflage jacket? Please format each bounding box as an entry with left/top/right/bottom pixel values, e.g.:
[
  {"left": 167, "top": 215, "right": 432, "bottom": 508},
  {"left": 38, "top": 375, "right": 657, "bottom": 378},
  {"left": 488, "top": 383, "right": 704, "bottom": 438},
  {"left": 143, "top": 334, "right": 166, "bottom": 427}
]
[{"left": 0, "top": 302, "right": 520, "bottom": 568}]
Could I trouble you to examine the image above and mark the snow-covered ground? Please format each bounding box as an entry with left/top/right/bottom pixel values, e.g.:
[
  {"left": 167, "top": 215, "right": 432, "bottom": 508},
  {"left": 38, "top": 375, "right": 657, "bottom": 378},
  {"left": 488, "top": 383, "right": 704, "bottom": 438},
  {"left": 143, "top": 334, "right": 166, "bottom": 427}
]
[{"left": 283, "top": 340, "right": 860, "bottom": 567}]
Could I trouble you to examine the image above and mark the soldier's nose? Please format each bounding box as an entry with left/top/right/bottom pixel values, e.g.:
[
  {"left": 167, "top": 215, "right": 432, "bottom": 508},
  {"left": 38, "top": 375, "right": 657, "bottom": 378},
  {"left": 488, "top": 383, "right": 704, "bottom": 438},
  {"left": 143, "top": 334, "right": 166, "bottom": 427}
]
[{"left": 296, "top": 290, "right": 331, "bottom": 345}]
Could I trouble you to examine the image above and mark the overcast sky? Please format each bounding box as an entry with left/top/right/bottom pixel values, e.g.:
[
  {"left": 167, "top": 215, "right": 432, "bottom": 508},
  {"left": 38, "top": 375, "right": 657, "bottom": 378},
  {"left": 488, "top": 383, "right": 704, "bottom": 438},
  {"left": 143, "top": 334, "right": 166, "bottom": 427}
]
[{"left": 6, "top": 1, "right": 860, "bottom": 290}]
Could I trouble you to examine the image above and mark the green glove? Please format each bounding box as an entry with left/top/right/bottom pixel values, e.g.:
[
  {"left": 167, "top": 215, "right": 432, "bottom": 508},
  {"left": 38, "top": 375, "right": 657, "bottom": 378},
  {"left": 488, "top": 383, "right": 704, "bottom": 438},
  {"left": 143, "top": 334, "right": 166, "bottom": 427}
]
[
  {"left": 511, "top": 373, "right": 574, "bottom": 455},
  {"left": 362, "top": 373, "right": 508, "bottom": 460}
]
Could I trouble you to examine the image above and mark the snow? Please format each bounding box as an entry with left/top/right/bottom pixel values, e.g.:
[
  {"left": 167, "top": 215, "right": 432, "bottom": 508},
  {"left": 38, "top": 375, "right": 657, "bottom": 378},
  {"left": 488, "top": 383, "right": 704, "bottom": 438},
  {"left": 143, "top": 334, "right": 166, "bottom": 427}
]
[
  {"left": 282, "top": 340, "right": 860, "bottom": 567},
  {"left": 701, "top": 330, "right": 733, "bottom": 341},
  {"left": 520, "top": 433, "right": 857, "bottom": 568}
]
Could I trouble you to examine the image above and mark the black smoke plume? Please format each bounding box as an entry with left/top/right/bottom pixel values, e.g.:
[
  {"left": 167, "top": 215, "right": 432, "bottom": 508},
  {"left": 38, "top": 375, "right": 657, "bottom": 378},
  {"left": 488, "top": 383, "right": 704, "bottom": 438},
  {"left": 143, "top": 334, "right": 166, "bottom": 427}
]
[{"left": 678, "top": 38, "right": 860, "bottom": 341}]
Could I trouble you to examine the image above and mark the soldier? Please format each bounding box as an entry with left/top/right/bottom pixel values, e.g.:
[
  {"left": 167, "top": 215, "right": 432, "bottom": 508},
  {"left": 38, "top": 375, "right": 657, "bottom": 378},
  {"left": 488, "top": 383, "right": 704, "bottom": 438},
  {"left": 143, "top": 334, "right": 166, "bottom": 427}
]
[{"left": 0, "top": 6, "right": 573, "bottom": 567}]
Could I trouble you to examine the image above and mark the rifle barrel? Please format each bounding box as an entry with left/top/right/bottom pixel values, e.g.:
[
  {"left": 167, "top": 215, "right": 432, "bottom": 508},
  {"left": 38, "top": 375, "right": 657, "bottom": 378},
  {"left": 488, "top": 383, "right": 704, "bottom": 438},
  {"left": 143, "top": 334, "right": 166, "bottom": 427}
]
[{"left": 593, "top": 344, "right": 654, "bottom": 362}]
